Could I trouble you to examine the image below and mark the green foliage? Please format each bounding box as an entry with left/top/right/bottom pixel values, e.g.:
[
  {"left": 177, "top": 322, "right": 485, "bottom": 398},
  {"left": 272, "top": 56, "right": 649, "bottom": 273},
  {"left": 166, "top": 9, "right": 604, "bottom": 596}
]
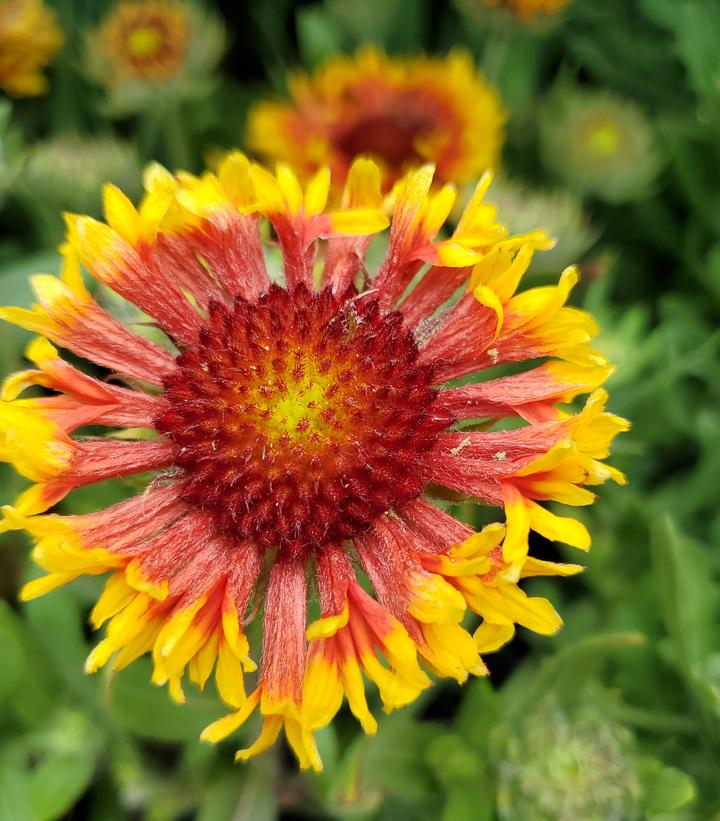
[
  {"left": 1, "top": 0, "right": 720, "bottom": 817},
  {"left": 107, "top": 660, "right": 226, "bottom": 743}
]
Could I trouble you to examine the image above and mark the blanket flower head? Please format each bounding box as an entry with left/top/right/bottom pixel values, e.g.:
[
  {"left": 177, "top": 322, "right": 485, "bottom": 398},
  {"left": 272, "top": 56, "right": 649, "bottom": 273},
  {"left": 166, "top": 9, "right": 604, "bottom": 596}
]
[
  {"left": 86, "top": 0, "right": 225, "bottom": 113},
  {"left": 0, "top": 155, "right": 626, "bottom": 770},
  {"left": 96, "top": 0, "right": 190, "bottom": 82},
  {"left": 0, "top": 0, "right": 63, "bottom": 97},
  {"left": 248, "top": 48, "right": 505, "bottom": 193}
]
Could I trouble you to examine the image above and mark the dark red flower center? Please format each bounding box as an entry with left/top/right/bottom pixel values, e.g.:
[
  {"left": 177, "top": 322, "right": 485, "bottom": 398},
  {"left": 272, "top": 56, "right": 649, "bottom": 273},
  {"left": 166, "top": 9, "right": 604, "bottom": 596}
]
[
  {"left": 158, "top": 285, "right": 450, "bottom": 554},
  {"left": 335, "top": 114, "right": 429, "bottom": 170}
]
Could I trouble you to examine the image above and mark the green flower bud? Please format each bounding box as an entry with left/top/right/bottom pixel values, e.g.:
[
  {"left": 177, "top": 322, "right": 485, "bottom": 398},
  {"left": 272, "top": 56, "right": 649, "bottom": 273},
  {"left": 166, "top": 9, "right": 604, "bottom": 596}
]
[
  {"left": 540, "top": 86, "right": 663, "bottom": 203},
  {"left": 16, "top": 135, "right": 142, "bottom": 243},
  {"left": 495, "top": 703, "right": 642, "bottom": 820},
  {"left": 485, "top": 176, "right": 597, "bottom": 274}
]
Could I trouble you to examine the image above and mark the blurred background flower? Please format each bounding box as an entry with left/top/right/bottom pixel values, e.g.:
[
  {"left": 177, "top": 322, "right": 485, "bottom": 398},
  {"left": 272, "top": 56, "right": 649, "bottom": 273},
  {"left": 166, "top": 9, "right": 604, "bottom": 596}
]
[
  {"left": 539, "top": 84, "right": 664, "bottom": 203},
  {"left": 0, "top": 0, "right": 63, "bottom": 97},
  {"left": 493, "top": 689, "right": 698, "bottom": 821},
  {"left": 98, "top": 0, "right": 191, "bottom": 83},
  {"left": 495, "top": 701, "right": 642, "bottom": 820},
  {"left": 482, "top": 175, "right": 597, "bottom": 274},
  {"left": 455, "top": 0, "right": 570, "bottom": 34},
  {"left": 487, "top": 0, "right": 568, "bottom": 19},
  {"left": 85, "top": 0, "right": 226, "bottom": 116},
  {"left": 247, "top": 48, "right": 505, "bottom": 191}
]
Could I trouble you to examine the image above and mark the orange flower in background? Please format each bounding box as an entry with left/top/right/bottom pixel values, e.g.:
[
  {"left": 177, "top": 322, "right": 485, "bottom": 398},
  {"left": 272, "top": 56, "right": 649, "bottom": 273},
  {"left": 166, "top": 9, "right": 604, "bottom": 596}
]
[
  {"left": 248, "top": 49, "right": 505, "bottom": 192},
  {"left": 96, "top": 0, "right": 189, "bottom": 83},
  {"left": 0, "top": 156, "right": 626, "bottom": 770},
  {"left": 0, "top": 0, "right": 63, "bottom": 97},
  {"left": 480, "top": 0, "right": 569, "bottom": 19}
]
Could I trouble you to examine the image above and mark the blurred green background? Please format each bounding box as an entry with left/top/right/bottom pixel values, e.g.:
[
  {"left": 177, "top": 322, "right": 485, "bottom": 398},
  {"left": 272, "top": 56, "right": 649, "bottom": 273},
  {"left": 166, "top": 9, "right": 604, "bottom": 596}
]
[{"left": 1, "top": 0, "right": 720, "bottom": 818}]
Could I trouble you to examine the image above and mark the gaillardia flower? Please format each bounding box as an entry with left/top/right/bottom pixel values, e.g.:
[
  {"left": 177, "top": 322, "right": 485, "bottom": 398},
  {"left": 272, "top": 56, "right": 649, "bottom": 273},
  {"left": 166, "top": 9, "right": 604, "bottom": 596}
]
[
  {"left": 96, "top": 0, "right": 189, "bottom": 82},
  {"left": 86, "top": 0, "right": 225, "bottom": 113},
  {"left": 0, "top": 0, "right": 63, "bottom": 97},
  {"left": 0, "top": 156, "right": 627, "bottom": 770},
  {"left": 247, "top": 49, "right": 505, "bottom": 192}
]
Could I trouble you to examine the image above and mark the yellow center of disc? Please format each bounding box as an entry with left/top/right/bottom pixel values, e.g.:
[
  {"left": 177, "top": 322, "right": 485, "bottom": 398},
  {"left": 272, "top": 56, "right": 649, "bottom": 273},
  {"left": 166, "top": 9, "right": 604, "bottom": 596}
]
[
  {"left": 585, "top": 122, "right": 621, "bottom": 158},
  {"left": 249, "top": 353, "right": 343, "bottom": 444},
  {"left": 127, "top": 26, "right": 163, "bottom": 59}
]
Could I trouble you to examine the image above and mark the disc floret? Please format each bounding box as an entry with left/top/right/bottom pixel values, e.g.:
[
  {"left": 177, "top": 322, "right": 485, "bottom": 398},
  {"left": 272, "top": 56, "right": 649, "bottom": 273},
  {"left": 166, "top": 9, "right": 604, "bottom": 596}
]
[{"left": 158, "top": 284, "right": 448, "bottom": 552}]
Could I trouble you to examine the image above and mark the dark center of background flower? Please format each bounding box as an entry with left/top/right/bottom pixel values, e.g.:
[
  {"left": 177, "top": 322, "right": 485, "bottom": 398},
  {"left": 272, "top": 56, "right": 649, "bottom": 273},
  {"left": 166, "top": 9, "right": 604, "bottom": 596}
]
[
  {"left": 158, "top": 285, "right": 450, "bottom": 554},
  {"left": 334, "top": 114, "right": 428, "bottom": 170}
]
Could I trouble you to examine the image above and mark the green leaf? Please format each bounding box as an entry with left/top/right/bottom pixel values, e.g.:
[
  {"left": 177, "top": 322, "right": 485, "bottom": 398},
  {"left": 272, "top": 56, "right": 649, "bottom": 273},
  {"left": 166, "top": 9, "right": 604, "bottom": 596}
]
[
  {"left": 22, "top": 580, "right": 94, "bottom": 699},
  {"left": 0, "top": 601, "right": 26, "bottom": 704},
  {"left": 198, "top": 758, "right": 277, "bottom": 821},
  {"left": 490, "top": 36, "right": 543, "bottom": 114},
  {"left": 568, "top": 1, "right": 684, "bottom": 105},
  {"left": 29, "top": 749, "right": 97, "bottom": 821},
  {"left": 651, "top": 515, "right": 720, "bottom": 671},
  {"left": 59, "top": 478, "right": 136, "bottom": 516},
  {"left": 454, "top": 678, "right": 501, "bottom": 748},
  {"left": 501, "top": 631, "right": 646, "bottom": 722},
  {"left": 197, "top": 770, "right": 246, "bottom": 821},
  {"left": 215, "top": 756, "right": 278, "bottom": 821},
  {"left": 0, "top": 763, "right": 32, "bottom": 821},
  {"left": 0, "top": 251, "right": 60, "bottom": 290},
  {"left": 660, "top": 125, "right": 720, "bottom": 233},
  {"left": 84, "top": 775, "right": 130, "bottom": 821},
  {"left": 0, "top": 252, "right": 59, "bottom": 376},
  {"left": 309, "top": 722, "right": 340, "bottom": 798},
  {"left": 0, "top": 463, "right": 25, "bottom": 508},
  {"left": 324, "top": 0, "right": 426, "bottom": 50},
  {"left": 0, "top": 601, "right": 60, "bottom": 729},
  {"left": 0, "top": 250, "right": 63, "bottom": 400},
  {"left": 651, "top": 515, "right": 720, "bottom": 732},
  {"left": 640, "top": 758, "right": 697, "bottom": 816},
  {"left": 669, "top": 0, "right": 720, "bottom": 114},
  {"left": 329, "top": 717, "right": 443, "bottom": 817},
  {"left": 639, "top": 0, "right": 681, "bottom": 29},
  {"left": 426, "top": 733, "right": 484, "bottom": 786},
  {"left": 106, "top": 658, "right": 225, "bottom": 742},
  {"left": 441, "top": 788, "right": 493, "bottom": 821},
  {"left": 0, "top": 710, "right": 103, "bottom": 821},
  {"left": 296, "top": 8, "right": 344, "bottom": 67},
  {"left": 425, "top": 734, "right": 493, "bottom": 821},
  {"left": 698, "top": 244, "right": 720, "bottom": 302}
]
